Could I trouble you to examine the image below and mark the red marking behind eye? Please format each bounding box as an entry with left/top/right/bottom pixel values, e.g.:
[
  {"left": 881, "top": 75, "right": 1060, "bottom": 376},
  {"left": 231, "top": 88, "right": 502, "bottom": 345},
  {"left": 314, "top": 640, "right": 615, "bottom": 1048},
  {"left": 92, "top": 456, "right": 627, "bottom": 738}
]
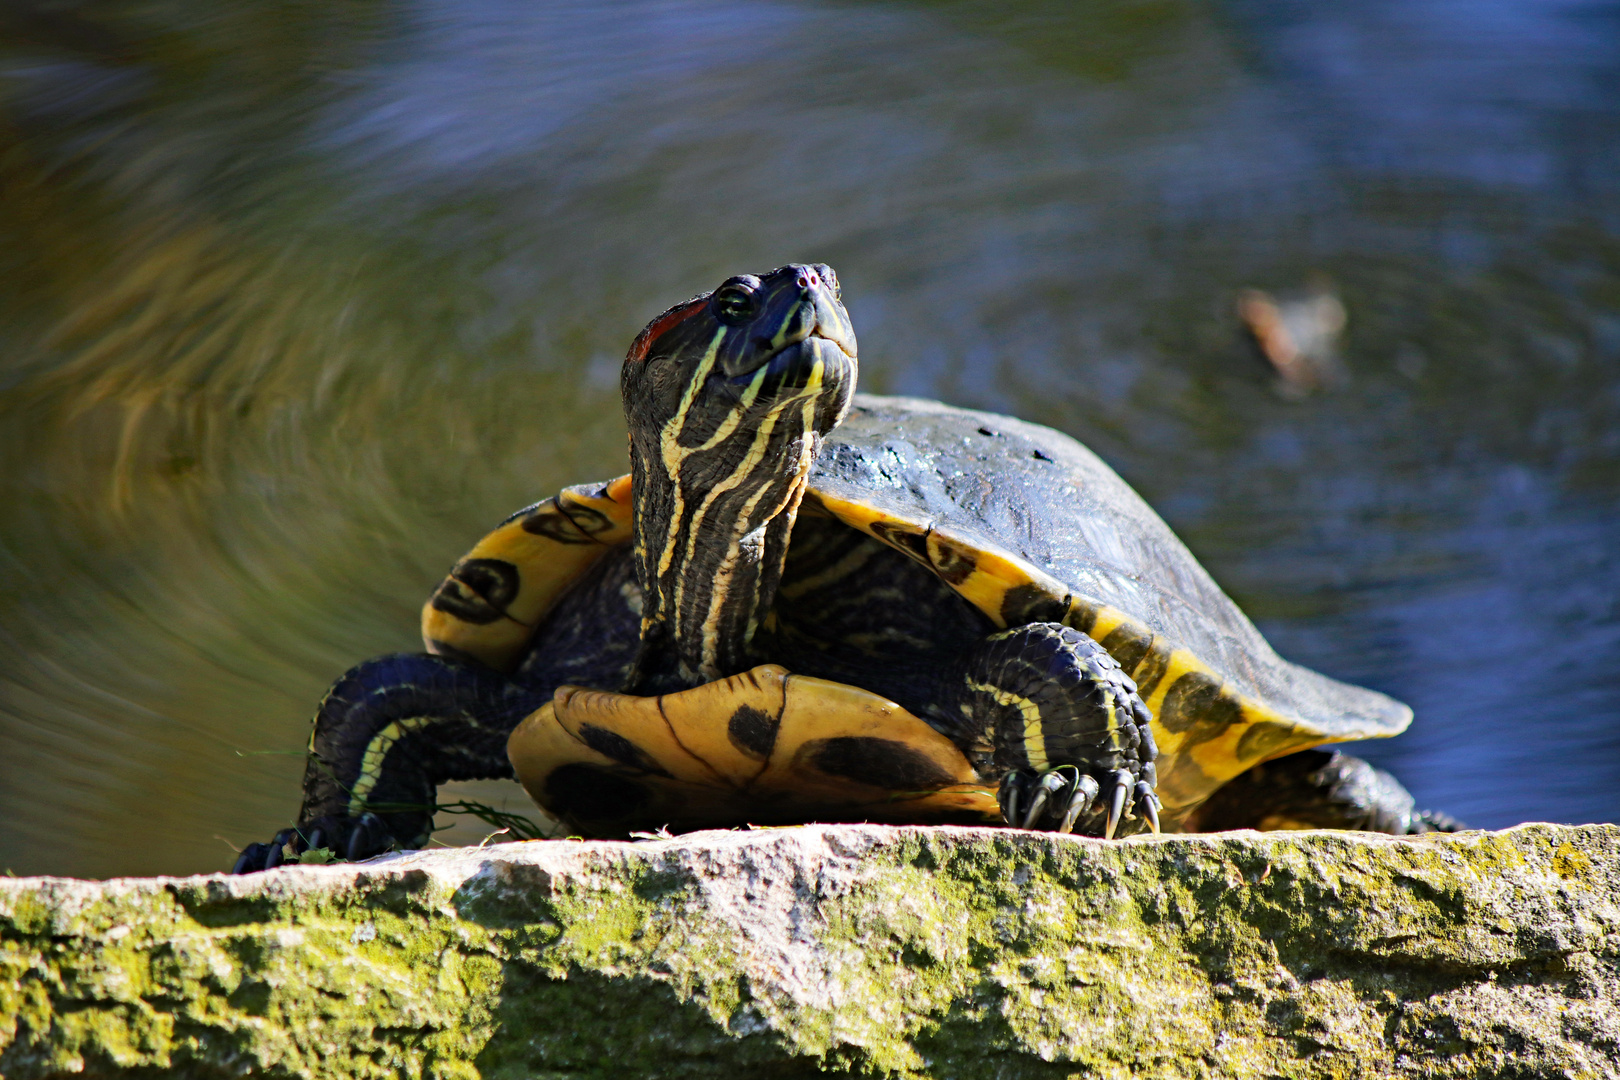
[{"left": 626, "top": 297, "right": 708, "bottom": 364}]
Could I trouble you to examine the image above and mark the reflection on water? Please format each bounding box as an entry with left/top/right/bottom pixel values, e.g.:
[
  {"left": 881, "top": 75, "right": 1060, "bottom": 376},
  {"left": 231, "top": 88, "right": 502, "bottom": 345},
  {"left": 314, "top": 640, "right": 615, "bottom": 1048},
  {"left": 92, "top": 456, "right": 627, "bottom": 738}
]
[{"left": 2, "top": 0, "right": 1617, "bottom": 877}]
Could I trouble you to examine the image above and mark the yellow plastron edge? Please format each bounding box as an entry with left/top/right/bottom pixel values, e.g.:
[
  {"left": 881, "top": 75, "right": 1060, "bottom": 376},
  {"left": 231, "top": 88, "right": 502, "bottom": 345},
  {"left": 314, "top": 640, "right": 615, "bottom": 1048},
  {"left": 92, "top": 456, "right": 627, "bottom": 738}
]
[{"left": 506, "top": 664, "right": 1000, "bottom": 834}]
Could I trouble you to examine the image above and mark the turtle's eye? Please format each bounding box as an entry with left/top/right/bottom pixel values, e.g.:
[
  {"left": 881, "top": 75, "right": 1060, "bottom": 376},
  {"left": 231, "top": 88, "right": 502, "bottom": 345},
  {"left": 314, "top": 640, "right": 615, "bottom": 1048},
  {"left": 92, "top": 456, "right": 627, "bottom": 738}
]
[
  {"left": 824, "top": 268, "right": 840, "bottom": 301},
  {"left": 713, "top": 285, "right": 758, "bottom": 326}
]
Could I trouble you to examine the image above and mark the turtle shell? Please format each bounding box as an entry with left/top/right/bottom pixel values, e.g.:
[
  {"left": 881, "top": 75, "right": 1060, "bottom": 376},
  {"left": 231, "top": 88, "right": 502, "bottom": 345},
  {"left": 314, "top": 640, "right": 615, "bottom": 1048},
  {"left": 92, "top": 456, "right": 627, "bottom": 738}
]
[
  {"left": 433, "top": 395, "right": 1410, "bottom": 828},
  {"left": 804, "top": 395, "right": 1410, "bottom": 813}
]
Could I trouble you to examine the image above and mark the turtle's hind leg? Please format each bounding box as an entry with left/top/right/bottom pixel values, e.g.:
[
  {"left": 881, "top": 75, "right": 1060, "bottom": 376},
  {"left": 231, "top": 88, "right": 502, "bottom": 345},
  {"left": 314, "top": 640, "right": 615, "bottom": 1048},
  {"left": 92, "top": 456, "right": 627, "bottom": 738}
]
[
  {"left": 232, "top": 653, "right": 548, "bottom": 873},
  {"left": 938, "top": 622, "right": 1160, "bottom": 837},
  {"left": 1186, "top": 749, "right": 1462, "bottom": 834}
]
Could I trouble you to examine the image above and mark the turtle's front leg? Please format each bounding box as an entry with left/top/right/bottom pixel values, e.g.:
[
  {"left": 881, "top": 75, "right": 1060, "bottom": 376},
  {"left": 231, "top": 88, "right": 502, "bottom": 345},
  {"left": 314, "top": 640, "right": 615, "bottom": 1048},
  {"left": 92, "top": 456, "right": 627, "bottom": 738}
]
[
  {"left": 231, "top": 653, "right": 547, "bottom": 873},
  {"left": 937, "top": 622, "right": 1160, "bottom": 837}
]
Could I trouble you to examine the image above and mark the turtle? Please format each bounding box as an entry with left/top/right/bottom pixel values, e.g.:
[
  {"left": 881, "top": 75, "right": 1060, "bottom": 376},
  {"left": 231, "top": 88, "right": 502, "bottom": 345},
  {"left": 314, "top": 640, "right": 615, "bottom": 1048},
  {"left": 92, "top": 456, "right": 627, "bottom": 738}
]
[{"left": 233, "top": 263, "right": 1454, "bottom": 872}]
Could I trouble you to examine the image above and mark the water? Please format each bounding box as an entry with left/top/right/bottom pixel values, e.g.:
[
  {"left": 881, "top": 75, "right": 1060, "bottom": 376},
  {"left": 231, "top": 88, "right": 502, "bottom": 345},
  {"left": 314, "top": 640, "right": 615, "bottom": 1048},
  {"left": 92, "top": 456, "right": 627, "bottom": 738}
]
[{"left": 2, "top": 0, "right": 1617, "bottom": 878}]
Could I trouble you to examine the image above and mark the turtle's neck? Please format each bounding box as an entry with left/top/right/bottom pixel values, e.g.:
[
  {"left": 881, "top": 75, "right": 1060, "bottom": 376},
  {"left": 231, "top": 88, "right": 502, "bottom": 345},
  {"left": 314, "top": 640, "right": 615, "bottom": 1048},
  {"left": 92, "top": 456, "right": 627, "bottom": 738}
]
[
  {"left": 617, "top": 262, "right": 857, "bottom": 692},
  {"left": 627, "top": 412, "right": 823, "bottom": 694}
]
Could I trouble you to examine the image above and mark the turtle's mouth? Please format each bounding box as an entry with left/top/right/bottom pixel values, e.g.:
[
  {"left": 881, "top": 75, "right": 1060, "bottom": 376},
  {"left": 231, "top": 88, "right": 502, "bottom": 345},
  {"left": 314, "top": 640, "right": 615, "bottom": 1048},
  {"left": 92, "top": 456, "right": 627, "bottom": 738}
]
[
  {"left": 720, "top": 281, "right": 856, "bottom": 375},
  {"left": 739, "top": 333, "right": 853, "bottom": 394},
  {"left": 725, "top": 290, "right": 857, "bottom": 397},
  {"left": 805, "top": 287, "right": 857, "bottom": 360}
]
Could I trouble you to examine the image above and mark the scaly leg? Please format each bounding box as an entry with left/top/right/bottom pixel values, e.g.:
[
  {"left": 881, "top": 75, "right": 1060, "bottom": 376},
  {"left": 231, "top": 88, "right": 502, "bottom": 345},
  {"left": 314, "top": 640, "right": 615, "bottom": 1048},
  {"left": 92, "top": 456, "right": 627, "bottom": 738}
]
[
  {"left": 936, "top": 622, "right": 1161, "bottom": 837},
  {"left": 232, "top": 653, "right": 547, "bottom": 872}
]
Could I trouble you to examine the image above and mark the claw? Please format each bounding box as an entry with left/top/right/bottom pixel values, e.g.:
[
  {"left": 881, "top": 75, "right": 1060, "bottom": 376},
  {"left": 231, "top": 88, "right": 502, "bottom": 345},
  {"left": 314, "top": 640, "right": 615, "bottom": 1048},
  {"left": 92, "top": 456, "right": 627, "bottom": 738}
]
[
  {"left": 1021, "top": 790, "right": 1048, "bottom": 830},
  {"left": 232, "top": 843, "right": 267, "bottom": 875},
  {"left": 1104, "top": 773, "right": 1131, "bottom": 839},
  {"left": 999, "top": 775, "right": 1022, "bottom": 827},
  {"left": 1057, "top": 774, "right": 1100, "bottom": 834},
  {"left": 1023, "top": 772, "right": 1069, "bottom": 829},
  {"left": 346, "top": 812, "right": 385, "bottom": 861},
  {"left": 1135, "top": 781, "right": 1161, "bottom": 834}
]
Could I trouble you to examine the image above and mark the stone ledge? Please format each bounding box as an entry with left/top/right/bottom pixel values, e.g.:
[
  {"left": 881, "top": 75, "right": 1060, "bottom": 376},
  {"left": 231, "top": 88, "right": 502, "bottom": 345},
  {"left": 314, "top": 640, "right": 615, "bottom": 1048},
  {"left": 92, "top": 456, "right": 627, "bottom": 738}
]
[{"left": 2, "top": 823, "right": 1617, "bottom": 1079}]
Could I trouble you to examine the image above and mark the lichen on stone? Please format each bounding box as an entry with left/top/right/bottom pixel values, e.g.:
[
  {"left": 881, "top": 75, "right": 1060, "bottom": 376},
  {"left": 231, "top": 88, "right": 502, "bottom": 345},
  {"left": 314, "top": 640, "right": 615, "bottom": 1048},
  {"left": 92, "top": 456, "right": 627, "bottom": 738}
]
[{"left": 2, "top": 823, "right": 1617, "bottom": 1078}]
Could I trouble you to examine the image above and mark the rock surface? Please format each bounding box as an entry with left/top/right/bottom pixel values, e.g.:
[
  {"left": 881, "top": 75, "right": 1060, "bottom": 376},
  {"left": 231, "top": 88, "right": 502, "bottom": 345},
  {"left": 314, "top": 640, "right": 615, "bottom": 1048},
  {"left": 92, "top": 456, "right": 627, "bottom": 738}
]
[{"left": 1, "top": 823, "right": 1617, "bottom": 1079}]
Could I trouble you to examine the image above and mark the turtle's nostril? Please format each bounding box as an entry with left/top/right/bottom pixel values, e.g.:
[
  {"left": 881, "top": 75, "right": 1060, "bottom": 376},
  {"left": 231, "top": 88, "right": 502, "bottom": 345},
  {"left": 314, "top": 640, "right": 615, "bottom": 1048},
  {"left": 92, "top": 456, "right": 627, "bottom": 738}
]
[{"left": 798, "top": 271, "right": 819, "bottom": 289}]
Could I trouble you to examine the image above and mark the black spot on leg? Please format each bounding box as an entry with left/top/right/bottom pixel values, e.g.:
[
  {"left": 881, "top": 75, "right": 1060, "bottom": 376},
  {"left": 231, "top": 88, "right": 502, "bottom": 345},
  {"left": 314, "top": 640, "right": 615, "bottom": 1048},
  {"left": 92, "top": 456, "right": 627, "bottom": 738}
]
[
  {"left": 807, "top": 737, "right": 955, "bottom": 790},
  {"left": 578, "top": 724, "right": 671, "bottom": 776},
  {"left": 727, "top": 705, "right": 779, "bottom": 760},
  {"left": 544, "top": 764, "right": 650, "bottom": 823}
]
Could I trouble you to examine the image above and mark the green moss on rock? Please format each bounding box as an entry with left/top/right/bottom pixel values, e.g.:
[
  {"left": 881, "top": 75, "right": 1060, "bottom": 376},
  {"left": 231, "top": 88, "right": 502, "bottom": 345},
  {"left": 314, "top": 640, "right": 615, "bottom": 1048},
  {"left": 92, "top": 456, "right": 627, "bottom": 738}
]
[{"left": 2, "top": 823, "right": 1617, "bottom": 1078}]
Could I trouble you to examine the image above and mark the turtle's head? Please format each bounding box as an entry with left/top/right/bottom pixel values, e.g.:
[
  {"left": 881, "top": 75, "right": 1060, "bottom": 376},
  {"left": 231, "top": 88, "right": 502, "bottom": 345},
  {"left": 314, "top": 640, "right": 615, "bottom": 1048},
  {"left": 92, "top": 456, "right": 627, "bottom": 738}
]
[
  {"left": 621, "top": 263, "right": 858, "bottom": 688},
  {"left": 620, "top": 263, "right": 857, "bottom": 442}
]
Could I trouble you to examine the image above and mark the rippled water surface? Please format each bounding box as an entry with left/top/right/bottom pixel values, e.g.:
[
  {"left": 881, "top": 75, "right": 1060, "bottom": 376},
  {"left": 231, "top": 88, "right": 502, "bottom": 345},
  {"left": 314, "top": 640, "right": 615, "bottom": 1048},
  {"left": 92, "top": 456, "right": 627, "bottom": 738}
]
[{"left": 3, "top": 0, "right": 1618, "bottom": 877}]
